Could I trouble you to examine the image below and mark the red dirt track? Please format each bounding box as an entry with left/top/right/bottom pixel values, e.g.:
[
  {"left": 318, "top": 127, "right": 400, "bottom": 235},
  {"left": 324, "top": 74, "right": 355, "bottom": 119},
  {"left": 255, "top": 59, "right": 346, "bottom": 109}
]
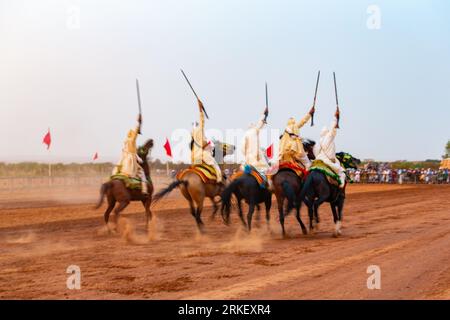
[{"left": 0, "top": 184, "right": 449, "bottom": 299}]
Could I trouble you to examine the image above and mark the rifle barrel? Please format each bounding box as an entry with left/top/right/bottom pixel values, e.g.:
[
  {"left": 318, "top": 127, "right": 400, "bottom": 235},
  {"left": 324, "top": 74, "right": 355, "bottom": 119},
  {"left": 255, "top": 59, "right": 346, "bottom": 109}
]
[
  {"left": 180, "top": 69, "right": 199, "bottom": 101},
  {"left": 333, "top": 72, "right": 339, "bottom": 106},
  {"left": 333, "top": 72, "right": 341, "bottom": 129},
  {"left": 313, "top": 71, "right": 320, "bottom": 104},
  {"left": 136, "top": 78, "right": 142, "bottom": 115},
  {"left": 180, "top": 69, "right": 209, "bottom": 119},
  {"left": 265, "top": 82, "right": 268, "bottom": 108}
]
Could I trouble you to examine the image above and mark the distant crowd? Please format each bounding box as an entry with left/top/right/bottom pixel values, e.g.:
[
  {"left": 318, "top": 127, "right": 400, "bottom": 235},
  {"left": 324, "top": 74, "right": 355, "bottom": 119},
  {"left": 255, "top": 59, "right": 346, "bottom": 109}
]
[
  {"left": 165, "top": 166, "right": 450, "bottom": 185},
  {"left": 347, "top": 168, "right": 450, "bottom": 184}
]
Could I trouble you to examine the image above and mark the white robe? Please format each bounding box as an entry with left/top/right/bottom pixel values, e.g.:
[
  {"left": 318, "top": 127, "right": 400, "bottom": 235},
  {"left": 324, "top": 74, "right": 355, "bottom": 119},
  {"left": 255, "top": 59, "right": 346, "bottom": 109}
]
[
  {"left": 314, "top": 118, "right": 346, "bottom": 187},
  {"left": 191, "top": 110, "right": 222, "bottom": 182},
  {"left": 278, "top": 112, "right": 312, "bottom": 169},
  {"left": 112, "top": 124, "right": 148, "bottom": 192},
  {"left": 241, "top": 114, "right": 269, "bottom": 174}
]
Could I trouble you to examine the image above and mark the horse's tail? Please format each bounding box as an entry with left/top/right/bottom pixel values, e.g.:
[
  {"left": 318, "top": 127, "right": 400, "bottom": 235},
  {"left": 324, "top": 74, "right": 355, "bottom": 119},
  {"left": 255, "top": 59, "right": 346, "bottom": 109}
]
[
  {"left": 95, "top": 182, "right": 110, "bottom": 209},
  {"left": 299, "top": 171, "right": 315, "bottom": 203},
  {"left": 153, "top": 180, "right": 188, "bottom": 204},
  {"left": 281, "top": 180, "right": 296, "bottom": 214},
  {"left": 220, "top": 178, "right": 242, "bottom": 218}
]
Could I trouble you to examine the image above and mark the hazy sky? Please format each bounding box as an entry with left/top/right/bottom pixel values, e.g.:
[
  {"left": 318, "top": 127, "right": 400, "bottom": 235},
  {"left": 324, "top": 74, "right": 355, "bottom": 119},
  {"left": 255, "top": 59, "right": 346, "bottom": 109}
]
[{"left": 1, "top": 0, "right": 449, "bottom": 163}]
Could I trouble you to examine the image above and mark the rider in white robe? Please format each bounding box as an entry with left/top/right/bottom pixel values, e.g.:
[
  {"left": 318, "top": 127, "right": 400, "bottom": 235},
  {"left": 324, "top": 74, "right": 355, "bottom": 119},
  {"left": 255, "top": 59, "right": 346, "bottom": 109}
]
[
  {"left": 241, "top": 112, "right": 269, "bottom": 175},
  {"left": 112, "top": 115, "right": 148, "bottom": 194},
  {"left": 314, "top": 114, "right": 346, "bottom": 188},
  {"left": 278, "top": 107, "right": 314, "bottom": 169},
  {"left": 191, "top": 100, "right": 222, "bottom": 183}
]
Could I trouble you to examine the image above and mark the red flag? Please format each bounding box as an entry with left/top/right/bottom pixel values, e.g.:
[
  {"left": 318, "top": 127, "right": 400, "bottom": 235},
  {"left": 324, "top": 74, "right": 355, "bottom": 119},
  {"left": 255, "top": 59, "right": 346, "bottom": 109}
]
[
  {"left": 93, "top": 152, "right": 98, "bottom": 161},
  {"left": 266, "top": 143, "right": 273, "bottom": 159},
  {"left": 43, "top": 129, "right": 51, "bottom": 149},
  {"left": 163, "top": 138, "right": 172, "bottom": 157}
]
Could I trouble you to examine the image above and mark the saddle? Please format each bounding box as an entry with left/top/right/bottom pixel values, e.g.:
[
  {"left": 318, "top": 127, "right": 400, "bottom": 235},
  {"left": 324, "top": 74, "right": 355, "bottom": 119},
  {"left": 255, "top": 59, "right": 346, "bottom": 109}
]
[
  {"left": 110, "top": 174, "right": 151, "bottom": 190},
  {"left": 230, "top": 165, "right": 268, "bottom": 188},
  {"left": 277, "top": 161, "right": 309, "bottom": 179},
  {"left": 176, "top": 164, "right": 219, "bottom": 184},
  {"left": 309, "top": 160, "right": 342, "bottom": 187}
]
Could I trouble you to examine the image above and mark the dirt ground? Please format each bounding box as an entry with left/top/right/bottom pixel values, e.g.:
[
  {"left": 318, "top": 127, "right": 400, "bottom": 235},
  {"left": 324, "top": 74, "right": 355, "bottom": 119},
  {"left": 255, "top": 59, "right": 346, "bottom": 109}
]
[{"left": 0, "top": 183, "right": 449, "bottom": 299}]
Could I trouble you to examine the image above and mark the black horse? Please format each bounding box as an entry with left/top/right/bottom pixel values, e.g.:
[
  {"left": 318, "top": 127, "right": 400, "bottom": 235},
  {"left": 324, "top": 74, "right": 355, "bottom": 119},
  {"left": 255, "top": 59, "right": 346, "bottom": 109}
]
[
  {"left": 299, "top": 152, "right": 360, "bottom": 237},
  {"left": 221, "top": 171, "right": 272, "bottom": 231},
  {"left": 272, "top": 139, "right": 316, "bottom": 237}
]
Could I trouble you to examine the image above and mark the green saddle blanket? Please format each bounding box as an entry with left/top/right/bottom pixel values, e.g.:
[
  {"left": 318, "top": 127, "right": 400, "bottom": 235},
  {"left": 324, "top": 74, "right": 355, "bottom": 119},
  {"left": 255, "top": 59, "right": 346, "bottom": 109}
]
[
  {"left": 309, "top": 160, "right": 342, "bottom": 186},
  {"left": 111, "top": 174, "right": 145, "bottom": 190}
]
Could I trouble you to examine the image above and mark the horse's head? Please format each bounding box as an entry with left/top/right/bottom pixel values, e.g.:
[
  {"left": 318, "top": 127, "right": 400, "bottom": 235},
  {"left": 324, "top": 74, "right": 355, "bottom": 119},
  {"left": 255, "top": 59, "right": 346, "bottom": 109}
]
[
  {"left": 303, "top": 139, "right": 316, "bottom": 161},
  {"left": 212, "top": 140, "right": 235, "bottom": 162},
  {"left": 336, "top": 152, "right": 361, "bottom": 169},
  {"left": 138, "top": 139, "right": 154, "bottom": 160}
]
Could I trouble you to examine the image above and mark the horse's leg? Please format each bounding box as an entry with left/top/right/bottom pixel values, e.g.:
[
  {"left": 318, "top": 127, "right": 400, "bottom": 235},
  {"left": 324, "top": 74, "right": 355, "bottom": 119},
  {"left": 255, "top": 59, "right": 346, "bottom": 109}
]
[
  {"left": 306, "top": 200, "right": 315, "bottom": 233},
  {"left": 181, "top": 184, "right": 197, "bottom": 221},
  {"left": 277, "top": 196, "right": 286, "bottom": 237},
  {"left": 247, "top": 201, "right": 256, "bottom": 232},
  {"left": 104, "top": 197, "right": 116, "bottom": 224},
  {"left": 195, "top": 200, "right": 205, "bottom": 233},
  {"left": 237, "top": 195, "right": 247, "bottom": 227},
  {"left": 330, "top": 202, "right": 340, "bottom": 237},
  {"left": 209, "top": 197, "right": 219, "bottom": 221},
  {"left": 114, "top": 200, "right": 130, "bottom": 223},
  {"left": 188, "top": 199, "right": 196, "bottom": 219},
  {"left": 312, "top": 195, "right": 327, "bottom": 232},
  {"left": 255, "top": 203, "right": 261, "bottom": 225},
  {"left": 336, "top": 196, "right": 345, "bottom": 236},
  {"left": 295, "top": 204, "right": 307, "bottom": 235},
  {"left": 143, "top": 195, "right": 153, "bottom": 227},
  {"left": 264, "top": 194, "right": 271, "bottom": 228}
]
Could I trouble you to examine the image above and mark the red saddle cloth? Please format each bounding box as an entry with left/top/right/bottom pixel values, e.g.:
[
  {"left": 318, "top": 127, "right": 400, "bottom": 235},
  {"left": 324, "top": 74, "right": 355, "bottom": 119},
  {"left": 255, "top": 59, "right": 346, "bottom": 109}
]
[
  {"left": 176, "top": 164, "right": 218, "bottom": 184},
  {"left": 278, "top": 161, "right": 309, "bottom": 179}
]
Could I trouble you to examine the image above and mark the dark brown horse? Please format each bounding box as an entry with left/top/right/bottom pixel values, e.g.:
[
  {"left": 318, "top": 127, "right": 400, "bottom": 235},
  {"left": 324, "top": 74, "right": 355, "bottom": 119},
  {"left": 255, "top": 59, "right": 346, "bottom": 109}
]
[
  {"left": 272, "top": 139, "right": 316, "bottom": 237},
  {"left": 95, "top": 139, "right": 154, "bottom": 227},
  {"left": 152, "top": 141, "right": 234, "bottom": 232}
]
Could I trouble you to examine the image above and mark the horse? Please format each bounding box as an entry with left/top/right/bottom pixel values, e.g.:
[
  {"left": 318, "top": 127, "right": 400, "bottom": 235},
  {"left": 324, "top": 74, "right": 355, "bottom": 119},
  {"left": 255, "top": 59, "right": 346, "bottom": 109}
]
[
  {"left": 299, "top": 152, "right": 361, "bottom": 237},
  {"left": 95, "top": 139, "right": 154, "bottom": 227},
  {"left": 271, "top": 139, "right": 316, "bottom": 237},
  {"left": 152, "top": 141, "right": 235, "bottom": 232},
  {"left": 220, "top": 167, "right": 272, "bottom": 232}
]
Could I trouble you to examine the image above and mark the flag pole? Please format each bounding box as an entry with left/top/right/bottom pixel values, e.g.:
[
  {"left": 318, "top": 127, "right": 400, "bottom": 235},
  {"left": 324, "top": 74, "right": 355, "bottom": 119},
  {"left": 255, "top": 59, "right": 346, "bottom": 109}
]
[
  {"left": 166, "top": 161, "right": 169, "bottom": 177},
  {"left": 48, "top": 149, "right": 52, "bottom": 186}
]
